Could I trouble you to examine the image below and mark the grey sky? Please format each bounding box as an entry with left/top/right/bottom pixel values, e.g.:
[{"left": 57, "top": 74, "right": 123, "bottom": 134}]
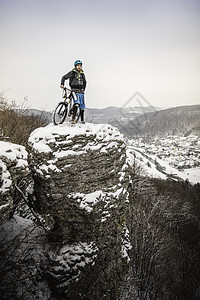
[{"left": 0, "top": 0, "right": 199, "bottom": 110}]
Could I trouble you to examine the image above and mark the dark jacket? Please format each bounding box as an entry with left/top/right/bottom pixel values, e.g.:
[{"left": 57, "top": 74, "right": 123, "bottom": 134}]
[{"left": 61, "top": 68, "right": 87, "bottom": 92}]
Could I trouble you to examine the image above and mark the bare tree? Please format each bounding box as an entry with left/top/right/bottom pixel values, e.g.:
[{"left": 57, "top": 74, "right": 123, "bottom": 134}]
[
  {"left": 121, "top": 172, "right": 200, "bottom": 300},
  {"left": 0, "top": 93, "right": 49, "bottom": 148}
]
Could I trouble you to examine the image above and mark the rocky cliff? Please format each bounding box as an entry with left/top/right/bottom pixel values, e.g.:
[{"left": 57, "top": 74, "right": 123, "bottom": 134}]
[
  {"left": 1, "top": 121, "right": 199, "bottom": 300},
  {"left": 27, "top": 122, "right": 131, "bottom": 299},
  {"left": 0, "top": 141, "right": 29, "bottom": 224}
]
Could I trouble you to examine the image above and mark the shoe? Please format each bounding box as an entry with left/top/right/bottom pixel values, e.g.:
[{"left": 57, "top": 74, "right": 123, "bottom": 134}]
[{"left": 81, "top": 121, "right": 85, "bottom": 124}]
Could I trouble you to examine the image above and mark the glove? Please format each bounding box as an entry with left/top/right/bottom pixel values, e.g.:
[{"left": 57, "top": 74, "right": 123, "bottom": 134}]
[{"left": 60, "top": 85, "right": 64, "bottom": 89}]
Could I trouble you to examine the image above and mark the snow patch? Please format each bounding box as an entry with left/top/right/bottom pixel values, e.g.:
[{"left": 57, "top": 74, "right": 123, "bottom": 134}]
[
  {"left": 49, "top": 241, "right": 98, "bottom": 286},
  {"left": 121, "top": 225, "right": 132, "bottom": 263},
  {"left": 0, "top": 141, "right": 28, "bottom": 193},
  {"left": 28, "top": 123, "right": 123, "bottom": 154},
  {"left": 69, "top": 191, "right": 103, "bottom": 212}
]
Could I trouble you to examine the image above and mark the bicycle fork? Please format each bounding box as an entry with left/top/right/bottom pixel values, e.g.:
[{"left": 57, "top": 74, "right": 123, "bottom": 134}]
[{"left": 58, "top": 103, "right": 66, "bottom": 116}]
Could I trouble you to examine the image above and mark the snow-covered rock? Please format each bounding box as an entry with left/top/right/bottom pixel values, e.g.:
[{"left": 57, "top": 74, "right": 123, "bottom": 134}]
[
  {"left": 28, "top": 122, "right": 131, "bottom": 299},
  {"left": 0, "top": 141, "right": 29, "bottom": 224}
]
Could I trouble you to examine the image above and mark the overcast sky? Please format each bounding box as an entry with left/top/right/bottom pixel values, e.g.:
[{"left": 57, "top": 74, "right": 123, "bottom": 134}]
[{"left": 0, "top": 0, "right": 199, "bottom": 111}]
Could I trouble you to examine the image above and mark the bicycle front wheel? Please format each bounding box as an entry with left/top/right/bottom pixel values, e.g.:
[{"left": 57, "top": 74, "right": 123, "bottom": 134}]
[{"left": 53, "top": 102, "right": 68, "bottom": 125}]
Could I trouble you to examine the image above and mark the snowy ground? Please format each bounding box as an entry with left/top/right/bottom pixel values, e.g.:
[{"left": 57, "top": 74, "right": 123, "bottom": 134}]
[
  {"left": 28, "top": 122, "right": 123, "bottom": 153},
  {"left": 183, "top": 167, "right": 200, "bottom": 184}
]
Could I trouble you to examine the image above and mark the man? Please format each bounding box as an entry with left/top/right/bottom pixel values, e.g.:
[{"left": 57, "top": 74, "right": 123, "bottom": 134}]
[{"left": 60, "top": 60, "right": 87, "bottom": 124}]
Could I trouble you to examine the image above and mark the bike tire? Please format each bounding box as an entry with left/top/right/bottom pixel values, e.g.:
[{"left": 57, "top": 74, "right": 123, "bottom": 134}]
[{"left": 53, "top": 102, "right": 68, "bottom": 125}]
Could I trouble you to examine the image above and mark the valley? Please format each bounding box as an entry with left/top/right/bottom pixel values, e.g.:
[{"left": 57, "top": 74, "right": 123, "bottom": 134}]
[{"left": 127, "top": 134, "right": 200, "bottom": 184}]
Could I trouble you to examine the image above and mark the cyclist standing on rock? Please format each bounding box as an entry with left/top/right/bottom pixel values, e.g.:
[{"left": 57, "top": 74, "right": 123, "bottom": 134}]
[{"left": 60, "top": 60, "right": 87, "bottom": 124}]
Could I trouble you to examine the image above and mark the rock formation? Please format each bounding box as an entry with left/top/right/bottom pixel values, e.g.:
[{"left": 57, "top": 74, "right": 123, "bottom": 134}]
[
  {"left": 0, "top": 141, "right": 29, "bottom": 224},
  {"left": 28, "top": 123, "right": 131, "bottom": 299}
]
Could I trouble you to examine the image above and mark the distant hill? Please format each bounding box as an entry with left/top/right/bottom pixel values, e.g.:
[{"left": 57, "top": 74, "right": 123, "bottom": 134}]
[
  {"left": 85, "top": 105, "right": 160, "bottom": 124},
  {"left": 117, "top": 105, "right": 200, "bottom": 138},
  {"left": 26, "top": 104, "right": 200, "bottom": 138},
  {"left": 24, "top": 109, "right": 53, "bottom": 123},
  {"left": 26, "top": 105, "right": 160, "bottom": 126}
]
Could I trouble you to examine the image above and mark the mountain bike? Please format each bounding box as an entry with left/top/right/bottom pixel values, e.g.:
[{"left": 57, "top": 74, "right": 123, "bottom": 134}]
[{"left": 53, "top": 87, "right": 81, "bottom": 125}]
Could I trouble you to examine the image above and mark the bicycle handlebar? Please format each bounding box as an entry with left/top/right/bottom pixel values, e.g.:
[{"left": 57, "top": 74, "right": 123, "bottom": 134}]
[{"left": 63, "top": 87, "right": 71, "bottom": 92}]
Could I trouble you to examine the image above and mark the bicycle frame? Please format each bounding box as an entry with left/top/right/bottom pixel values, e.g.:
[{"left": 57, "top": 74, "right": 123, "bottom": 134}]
[{"left": 63, "top": 87, "right": 72, "bottom": 105}]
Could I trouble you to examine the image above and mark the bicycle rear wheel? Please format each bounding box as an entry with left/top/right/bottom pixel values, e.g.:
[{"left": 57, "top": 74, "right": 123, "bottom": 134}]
[
  {"left": 53, "top": 102, "right": 68, "bottom": 125},
  {"left": 72, "top": 104, "right": 81, "bottom": 123}
]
